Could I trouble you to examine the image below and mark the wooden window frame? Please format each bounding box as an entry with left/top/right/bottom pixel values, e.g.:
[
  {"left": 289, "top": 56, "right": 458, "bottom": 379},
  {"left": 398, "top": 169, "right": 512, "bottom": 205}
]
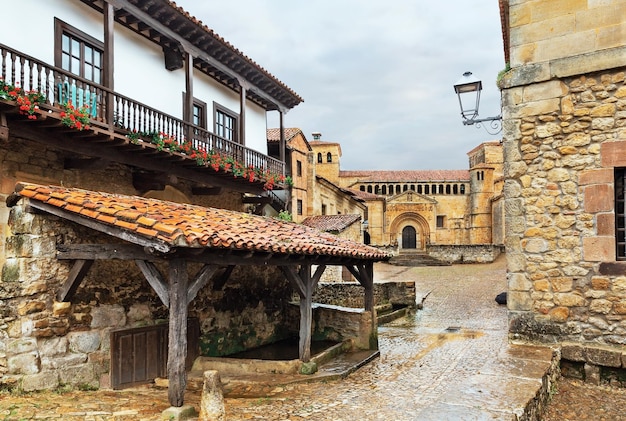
[
  {"left": 213, "top": 102, "right": 239, "bottom": 143},
  {"left": 296, "top": 160, "right": 302, "bottom": 177},
  {"left": 54, "top": 18, "right": 104, "bottom": 84}
]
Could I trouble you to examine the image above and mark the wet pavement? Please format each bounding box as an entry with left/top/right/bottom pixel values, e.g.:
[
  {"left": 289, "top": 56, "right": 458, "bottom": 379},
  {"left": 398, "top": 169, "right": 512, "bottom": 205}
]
[{"left": 0, "top": 256, "right": 565, "bottom": 420}]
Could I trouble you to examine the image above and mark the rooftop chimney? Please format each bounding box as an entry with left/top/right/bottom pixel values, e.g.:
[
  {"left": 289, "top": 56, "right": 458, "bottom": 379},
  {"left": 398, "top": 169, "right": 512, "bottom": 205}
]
[{"left": 312, "top": 132, "right": 322, "bottom": 140}]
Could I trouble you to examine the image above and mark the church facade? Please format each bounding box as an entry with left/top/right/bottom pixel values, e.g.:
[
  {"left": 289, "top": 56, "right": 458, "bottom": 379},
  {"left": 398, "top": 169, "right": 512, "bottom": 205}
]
[{"left": 309, "top": 138, "right": 505, "bottom": 260}]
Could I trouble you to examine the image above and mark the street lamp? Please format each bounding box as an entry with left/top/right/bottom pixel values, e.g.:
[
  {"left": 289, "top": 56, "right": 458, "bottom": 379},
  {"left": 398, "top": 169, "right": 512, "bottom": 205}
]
[{"left": 453, "top": 71, "right": 502, "bottom": 135}]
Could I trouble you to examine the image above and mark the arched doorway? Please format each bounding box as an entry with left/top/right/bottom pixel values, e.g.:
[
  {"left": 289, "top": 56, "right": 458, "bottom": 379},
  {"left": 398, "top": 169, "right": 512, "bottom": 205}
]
[{"left": 402, "top": 226, "right": 417, "bottom": 249}]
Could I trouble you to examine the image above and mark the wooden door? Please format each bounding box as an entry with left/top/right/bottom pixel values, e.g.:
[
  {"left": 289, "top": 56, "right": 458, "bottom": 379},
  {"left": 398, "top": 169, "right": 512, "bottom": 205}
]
[
  {"left": 111, "top": 318, "right": 199, "bottom": 389},
  {"left": 402, "top": 226, "right": 417, "bottom": 249}
]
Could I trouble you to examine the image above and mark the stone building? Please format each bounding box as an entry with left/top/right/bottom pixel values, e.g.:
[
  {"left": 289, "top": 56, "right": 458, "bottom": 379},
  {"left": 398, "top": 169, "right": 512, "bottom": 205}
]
[
  {"left": 309, "top": 136, "right": 505, "bottom": 263},
  {"left": 499, "top": 0, "right": 626, "bottom": 369},
  {"left": 0, "top": 0, "right": 389, "bottom": 410}
]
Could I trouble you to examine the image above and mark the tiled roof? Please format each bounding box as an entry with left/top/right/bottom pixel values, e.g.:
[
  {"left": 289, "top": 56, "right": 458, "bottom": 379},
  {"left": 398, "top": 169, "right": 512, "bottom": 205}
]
[
  {"left": 339, "top": 170, "right": 470, "bottom": 182},
  {"left": 347, "top": 188, "right": 383, "bottom": 200},
  {"left": 166, "top": 1, "right": 303, "bottom": 107},
  {"left": 13, "top": 183, "right": 389, "bottom": 261},
  {"left": 266, "top": 128, "right": 304, "bottom": 143},
  {"left": 301, "top": 214, "right": 361, "bottom": 233}
]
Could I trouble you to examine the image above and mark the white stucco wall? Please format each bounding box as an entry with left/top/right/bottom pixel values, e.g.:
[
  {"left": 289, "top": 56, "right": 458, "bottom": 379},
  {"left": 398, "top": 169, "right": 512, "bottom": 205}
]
[{"left": 0, "top": 0, "right": 269, "bottom": 151}]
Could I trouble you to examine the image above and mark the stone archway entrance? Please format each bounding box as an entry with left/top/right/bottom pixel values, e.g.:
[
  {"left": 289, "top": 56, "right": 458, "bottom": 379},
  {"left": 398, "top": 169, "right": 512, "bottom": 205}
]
[
  {"left": 390, "top": 212, "right": 430, "bottom": 252},
  {"left": 402, "top": 226, "right": 417, "bottom": 249}
]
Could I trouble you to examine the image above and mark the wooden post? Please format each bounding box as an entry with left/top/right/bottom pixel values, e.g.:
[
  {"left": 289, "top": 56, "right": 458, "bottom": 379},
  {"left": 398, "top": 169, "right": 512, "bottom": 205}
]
[
  {"left": 168, "top": 258, "right": 188, "bottom": 407},
  {"left": 299, "top": 264, "right": 313, "bottom": 362},
  {"left": 364, "top": 262, "right": 374, "bottom": 313}
]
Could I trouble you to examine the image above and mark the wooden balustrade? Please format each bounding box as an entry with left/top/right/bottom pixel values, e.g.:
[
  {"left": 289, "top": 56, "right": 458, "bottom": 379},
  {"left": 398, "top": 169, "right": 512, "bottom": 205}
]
[{"left": 0, "top": 43, "right": 284, "bottom": 178}]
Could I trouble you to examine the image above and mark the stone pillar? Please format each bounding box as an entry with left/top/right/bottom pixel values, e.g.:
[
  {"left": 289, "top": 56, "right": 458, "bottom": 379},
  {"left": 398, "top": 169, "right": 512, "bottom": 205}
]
[{"left": 198, "top": 370, "right": 225, "bottom": 421}]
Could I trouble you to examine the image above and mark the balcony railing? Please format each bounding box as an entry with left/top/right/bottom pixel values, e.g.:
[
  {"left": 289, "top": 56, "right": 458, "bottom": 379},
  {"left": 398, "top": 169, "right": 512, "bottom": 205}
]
[{"left": 0, "top": 43, "right": 284, "bottom": 178}]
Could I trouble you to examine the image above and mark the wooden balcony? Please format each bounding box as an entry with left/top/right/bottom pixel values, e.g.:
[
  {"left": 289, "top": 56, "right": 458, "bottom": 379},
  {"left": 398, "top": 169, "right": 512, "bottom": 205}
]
[{"left": 0, "top": 43, "right": 286, "bottom": 193}]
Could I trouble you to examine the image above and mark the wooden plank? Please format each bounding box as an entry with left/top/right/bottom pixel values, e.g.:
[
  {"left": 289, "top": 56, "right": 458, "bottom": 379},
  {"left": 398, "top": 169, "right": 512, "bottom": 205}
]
[
  {"left": 311, "top": 265, "right": 326, "bottom": 291},
  {"left": 187, "top": 264, "right": 219, "bottom": 304},
  {"left": 57, "top": 243, "right": 156, "bottom": 260},
  {"left": 135, "top": 260, "right": 169, "bottom": 308},
  {"left": 167, "top": 258, "right": 189, "bottom": 407},
  {"left": 57, "top": 259, "right": 94, "bottom": 302}
]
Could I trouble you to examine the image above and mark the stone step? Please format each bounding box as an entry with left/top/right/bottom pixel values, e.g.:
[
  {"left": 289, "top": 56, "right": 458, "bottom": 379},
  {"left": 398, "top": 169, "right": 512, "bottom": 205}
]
[{"left": 388, "top": 253, "right": 451, "bottom": 266}]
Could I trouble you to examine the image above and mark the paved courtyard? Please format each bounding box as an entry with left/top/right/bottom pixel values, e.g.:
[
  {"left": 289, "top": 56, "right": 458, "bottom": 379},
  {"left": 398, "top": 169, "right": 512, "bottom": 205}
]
[{"left": 2, "top": 256, "right": 559, "bottom": 420}]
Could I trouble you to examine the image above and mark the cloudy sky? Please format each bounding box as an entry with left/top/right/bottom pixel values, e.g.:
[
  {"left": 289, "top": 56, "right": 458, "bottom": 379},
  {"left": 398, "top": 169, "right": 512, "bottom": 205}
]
[{"left": 175, "top": 0, "right": 506, "bottom": 171}]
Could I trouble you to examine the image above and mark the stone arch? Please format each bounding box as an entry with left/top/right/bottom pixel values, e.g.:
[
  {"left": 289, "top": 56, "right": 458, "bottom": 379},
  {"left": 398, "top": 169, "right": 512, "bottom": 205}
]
[
  {"left": 389, "top": 212, "right": 430, "bottom": 251},
  {"left": 144, "top": 185, "right": 191, "bottom": 204}
]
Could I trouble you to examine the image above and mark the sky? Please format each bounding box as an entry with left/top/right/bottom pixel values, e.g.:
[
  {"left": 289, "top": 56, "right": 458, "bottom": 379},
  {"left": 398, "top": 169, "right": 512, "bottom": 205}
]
[{"left": 174, "top": 0, "right": 506, "bottom": 171}]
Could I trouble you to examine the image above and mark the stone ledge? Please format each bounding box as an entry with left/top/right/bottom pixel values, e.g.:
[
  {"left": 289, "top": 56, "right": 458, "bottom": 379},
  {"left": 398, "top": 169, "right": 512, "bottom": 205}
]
[{"left": 561, "top": 342, "right": 624, "bottom": 368}]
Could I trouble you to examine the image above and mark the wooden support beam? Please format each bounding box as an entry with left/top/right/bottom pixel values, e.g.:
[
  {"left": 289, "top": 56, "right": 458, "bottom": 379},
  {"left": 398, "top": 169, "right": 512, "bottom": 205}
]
[
  {"left": 57, "top": 259, "right": 94, "bottom": 302},
  {"left": 212, "top": 265, "right": 234, "bottom": 291},
  {"left": 187, "top": 264, "right": 219, "bottom": 305},
  {"left": 168, "top": 258, "right": 189, "bottom": 407},
  {"left": 281, "top": 266, "right": 305, "bottom": 297},
  {"left": 298, "top": 264, "right": 314, "bottom": 362},
  {"left": 135, "top": 260, "right": 169, "bottom": 308}
]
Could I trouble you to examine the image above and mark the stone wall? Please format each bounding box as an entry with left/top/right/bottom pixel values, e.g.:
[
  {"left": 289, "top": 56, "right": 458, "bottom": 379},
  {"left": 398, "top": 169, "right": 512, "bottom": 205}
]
[
  {"left": 0, "top": 203, "right": 293, "bottom": 391},
  {"left": 312, "top": 281, "right": 416, "bottom": 309},
  {"left": 427, "top": 244, "right": 504, "bottom": 264},
  {"left": 503, "top": 67, "right": 626, "bottom": 345}
]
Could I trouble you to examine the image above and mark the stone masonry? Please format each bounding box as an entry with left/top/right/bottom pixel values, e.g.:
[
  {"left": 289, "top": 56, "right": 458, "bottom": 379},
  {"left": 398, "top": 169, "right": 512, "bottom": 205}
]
[{"left": 504, "top": 69, "right": 626, "bottom": 345}]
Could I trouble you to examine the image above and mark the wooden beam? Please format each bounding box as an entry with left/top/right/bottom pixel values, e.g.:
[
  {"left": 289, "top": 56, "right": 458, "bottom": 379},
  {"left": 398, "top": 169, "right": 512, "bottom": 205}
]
[
  {"left": 135, "top": 260, "right": 169, "bottom": 308},
  {"left": 299, "top": 264, "right": 313, "bottom": 362},
  {"left": 212, "top": 265, "right": 234, "bottom": 291},
  {"left": 312, "top": 265, "right": 326, "bottom": 291},
  {"left": 281, "top": 265, "right": 305, "bottom": 297},
  {"left": 187, "top": 264, "right": 219, "bottom": 305},
  {"left": 168, "top": 258, "right": 189, "bottom": 407},
  {"left": 56, "top": 244, "right": 156, "bottom": 261},
  {"left": 57, "top": 259, "right": 94, "bottom": 302},
  {"left": 28, "top": 202, "right": 172, "bottom": 253}
]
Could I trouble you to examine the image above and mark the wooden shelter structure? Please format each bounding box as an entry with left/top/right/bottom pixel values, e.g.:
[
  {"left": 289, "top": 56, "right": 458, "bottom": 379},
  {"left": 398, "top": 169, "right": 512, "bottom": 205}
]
[{"left": 8, "top": 182, "right": 390, "bottom": 407}]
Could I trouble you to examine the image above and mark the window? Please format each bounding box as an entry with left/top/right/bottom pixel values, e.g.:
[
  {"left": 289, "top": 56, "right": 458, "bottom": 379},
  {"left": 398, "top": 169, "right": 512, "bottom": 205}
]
[
  {"left": 616, "top": 168, "right": 626, "bottom": 260},
  {"left": 437, "top": 216, "right": 445, "bottom": 228},
  {"left": 296, "top": 160, "right": 302, "bottom": 177},
  {"left": 327, "top": 152, "right": 332, "bottom": 163},
  {"left": 321, "top": 204, "right": 327, "bottom": 215},
  {"left": 55, "top": 19, "right": 103, "bottom": 84},
  {"left": 317, "top": 153, "right": 323, "bottom": 163},
  {"left": 214, "top": 103, "right": 238, "bottom": 142},
  {"left": 193, "top": 99, "right": 207, "bottom": 129},
  {"left": 297, "top": 199, "right": 303, "bottom": 216},
  {"left": 460, "top": 184, "right": 466, "bottom": 194},
  {"left": 360, "top": 185, "right": 365, "bottom": 192},
  {"left": 417, "top": 185, "right": 423, "bottom": 194}
]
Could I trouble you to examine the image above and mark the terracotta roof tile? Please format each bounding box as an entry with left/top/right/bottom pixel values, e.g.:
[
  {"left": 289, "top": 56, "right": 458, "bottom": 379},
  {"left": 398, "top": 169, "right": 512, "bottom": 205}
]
[
  {"left": 13, "top": 183, "right": 389, "bottom": 261},
  {"left": 301, "top": 215, "right": 361, "bottom": 233},
  {"left": 339, "top": 169, "right": 470, "bottom": 182}
]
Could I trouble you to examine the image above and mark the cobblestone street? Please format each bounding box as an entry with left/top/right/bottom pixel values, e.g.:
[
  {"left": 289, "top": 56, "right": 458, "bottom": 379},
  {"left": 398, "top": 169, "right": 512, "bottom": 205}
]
[{"left": 4, "top": 256, "right": 623, "bottom": 420}]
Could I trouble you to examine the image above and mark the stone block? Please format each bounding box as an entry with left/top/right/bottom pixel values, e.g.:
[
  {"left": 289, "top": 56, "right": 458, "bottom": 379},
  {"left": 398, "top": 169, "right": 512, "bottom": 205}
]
[
  {"left": 583, "top": 236, "right": 615, "bottom": 261},
  {"left": 601, "top": 140, "right": 626, "bottom": 167},
  {"left": 508, "top": 291, "right": 533, "bottom": 311},
  {"left": 589, "top": 299, "right": 613, "bottom": 314},
  {"left": 198, "top": 370, "right": 224, "bottom": 421},
  {"left": 583, "top": 184, "right": 613, "bottom": 213},
  {"left": 585, "top": 346, "right": 622, "bottom": 368},
  {"left": 8, "top": 337, "right": 37, "bottom": 354},
  {"left": 591, "top": 276, "right": 610, "bottom": 290},
  {"left": 508, "top": 273, "right": 532, "bottom": 291},
  {"left": 548, "top": 306, "right": 569, "bottom": 322},
  {"left": 8, "top": 352, "right": 40, "bottom": 375},
  {"left": 68, "top": 331, "right": 101, "bottom": 353},
  {"left": 162, "top": 405, "right": 198, "bottom": 421},
  {"left": 596, "top": 213, "right": 615, "bottom": 236},
  {"left": 21, "top": 371, "right": 59, "bottom": 392},
  {"left": 41, "top": 353, "right": 87, "bottom": 370},
  {"left": 584, "top": 363, "right": 601, "bottom": 385},
  {"left": 38, "top": 337, "right": 68, "bottom": 357},
  {"left": 561, "top": 343, "right": 585, "bottom": 361},
  {"left": 554, "top": 293, "right": 586, "bottom": 307},
  {"left": 90, "top": 305, "right": 126, "bottom": 328},
  {"left": 58, "top": 363, "right": 98, "bottom": 387}
]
